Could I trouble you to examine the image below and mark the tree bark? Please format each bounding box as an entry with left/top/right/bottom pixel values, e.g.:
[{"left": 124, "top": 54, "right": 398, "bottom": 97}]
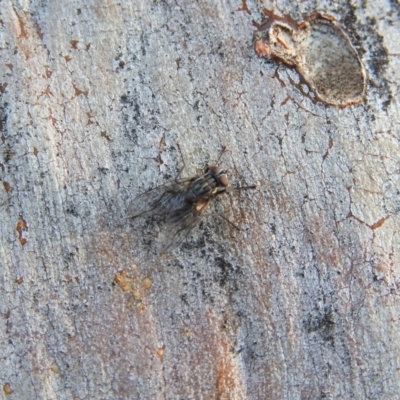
[{"left": 1, "top": 0, "right": 399, "bottom": 399}]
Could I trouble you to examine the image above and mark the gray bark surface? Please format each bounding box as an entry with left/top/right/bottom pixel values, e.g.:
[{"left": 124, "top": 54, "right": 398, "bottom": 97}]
[{"left": 1, "top": 0, "right": 399, "bottom": 399}]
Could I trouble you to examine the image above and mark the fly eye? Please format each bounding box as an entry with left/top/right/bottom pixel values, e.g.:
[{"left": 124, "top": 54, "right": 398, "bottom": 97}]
[
  {"left": 208, "top": 165, "right": 219, "bottom": 174},
  {"left": 218, "top": 174, "right": 229, "bottom": 187}
]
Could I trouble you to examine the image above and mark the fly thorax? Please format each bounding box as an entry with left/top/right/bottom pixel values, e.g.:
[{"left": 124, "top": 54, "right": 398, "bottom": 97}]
[{"left": 186, "top": 174, "right": 216, "bottom": 200}]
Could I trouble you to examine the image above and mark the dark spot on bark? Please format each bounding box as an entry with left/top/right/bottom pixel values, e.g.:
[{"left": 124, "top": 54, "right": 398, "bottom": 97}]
[
  {"left": 3, "top": 147, "right": 14, "bottom": 162},
  {"left": 213, "top": 256, "right": 242, "bottom": 291},
  {"left": 304, "top": 306, "right": 336, "bottom": 345},
  {"left": 120, "top": 94, "right": 133, "bottom": 105},
  {"left": 0, "top": 102, "right": 9, "bottom": 137},
  {"left": 66, "top": 206, "right": 79, "bottom": 217}
]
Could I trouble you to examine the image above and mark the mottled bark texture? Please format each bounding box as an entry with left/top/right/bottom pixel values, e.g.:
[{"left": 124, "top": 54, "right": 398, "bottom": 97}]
[{"left": 1, "top": 0, "right": 399, "bottom": 399}]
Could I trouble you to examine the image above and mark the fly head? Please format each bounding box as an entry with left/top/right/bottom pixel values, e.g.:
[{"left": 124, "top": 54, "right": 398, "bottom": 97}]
[{"left": 207, "top": 165, "right": 229, "bottom": 188}]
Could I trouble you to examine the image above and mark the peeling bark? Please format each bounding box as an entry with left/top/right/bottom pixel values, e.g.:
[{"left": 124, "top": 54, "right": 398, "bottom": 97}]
[{"left": 1, "top": 0, "right": 399, "bottom": 399}]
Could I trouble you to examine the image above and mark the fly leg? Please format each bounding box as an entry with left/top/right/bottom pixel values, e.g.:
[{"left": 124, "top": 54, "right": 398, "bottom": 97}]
[
  {"left": 211, "top": 183, "right": 258, "bottom": 230},
  {"left": 213, "top": 212, "right": 241, "bottom": 231},
  {"left": 216, "top": 145, "right": 227, "bottom": 165},
  {"left": 175, "top": 141, "right": 186, "bottom": 180},
  {"left": 226, "top": 184, "right": 258, "bottom": 193}
]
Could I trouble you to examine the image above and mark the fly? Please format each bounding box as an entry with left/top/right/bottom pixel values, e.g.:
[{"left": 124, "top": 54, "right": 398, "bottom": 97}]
[{"left": 128, "top": 146, "right": 256, "bottom": 253}]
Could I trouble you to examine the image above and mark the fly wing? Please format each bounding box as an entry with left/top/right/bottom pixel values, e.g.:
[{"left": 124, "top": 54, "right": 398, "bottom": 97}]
[
  {"left": 127, "top": 178, "right": 194, "bottom": 219},
  {"left": 159, "top": 200, "right": 211, "bottom": 253}
]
